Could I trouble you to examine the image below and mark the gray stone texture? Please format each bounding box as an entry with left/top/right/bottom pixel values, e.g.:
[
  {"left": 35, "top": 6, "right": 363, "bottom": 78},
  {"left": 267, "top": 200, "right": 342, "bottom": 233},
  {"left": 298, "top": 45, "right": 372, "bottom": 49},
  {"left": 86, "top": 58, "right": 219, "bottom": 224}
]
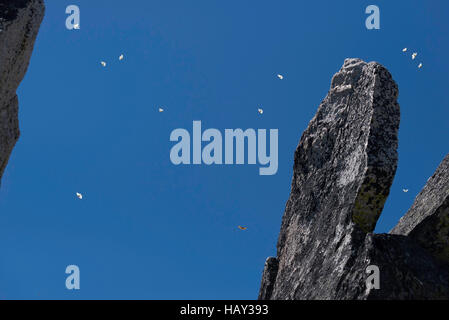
[
  {"left": 391, "top": 154, "right": 449, "bottom": 265},
  {"left": 259, "top": 58, "right": 449, "bottom": 300},
  {"left": 0, "top": 0, "right": 44, "bottom": 179}
]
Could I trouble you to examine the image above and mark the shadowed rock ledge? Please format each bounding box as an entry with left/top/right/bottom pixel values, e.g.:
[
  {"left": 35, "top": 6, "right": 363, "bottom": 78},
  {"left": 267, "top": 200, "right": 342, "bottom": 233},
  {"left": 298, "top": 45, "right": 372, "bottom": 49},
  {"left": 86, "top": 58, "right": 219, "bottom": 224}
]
[
  {"left": 0, "top": 0, "right": 45, "bottom": 180},
  {"left": 258, "top": 58, "right": 449, "bottom": 300},
  {"left": 391, "top": 154, "right": 449, "bottom": 265}
]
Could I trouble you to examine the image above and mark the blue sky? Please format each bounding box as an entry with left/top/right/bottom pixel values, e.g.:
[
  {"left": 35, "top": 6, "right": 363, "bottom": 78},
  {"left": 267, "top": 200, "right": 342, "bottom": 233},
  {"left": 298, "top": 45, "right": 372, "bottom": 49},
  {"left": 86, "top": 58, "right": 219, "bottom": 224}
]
[{"left": 0, "top": 0, "right": 448, "bottom": 299}]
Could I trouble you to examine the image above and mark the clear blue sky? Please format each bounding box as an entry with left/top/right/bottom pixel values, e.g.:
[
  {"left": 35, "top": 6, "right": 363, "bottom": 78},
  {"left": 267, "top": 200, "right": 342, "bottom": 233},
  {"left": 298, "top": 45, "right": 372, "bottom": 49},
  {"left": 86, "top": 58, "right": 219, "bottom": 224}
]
[{"left": 0, "top": 0, "right": 448, "bottom": 299}]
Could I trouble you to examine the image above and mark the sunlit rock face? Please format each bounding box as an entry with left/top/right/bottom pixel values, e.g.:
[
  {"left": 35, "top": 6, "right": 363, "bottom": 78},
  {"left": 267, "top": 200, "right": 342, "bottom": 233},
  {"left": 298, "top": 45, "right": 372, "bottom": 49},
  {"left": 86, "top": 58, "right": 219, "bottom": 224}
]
[
  {"left": 0, "top": 0, "right": 45, "bottom": 179},
  {"left": 259, "top": 59, "right": 449, "bottom": 300}
]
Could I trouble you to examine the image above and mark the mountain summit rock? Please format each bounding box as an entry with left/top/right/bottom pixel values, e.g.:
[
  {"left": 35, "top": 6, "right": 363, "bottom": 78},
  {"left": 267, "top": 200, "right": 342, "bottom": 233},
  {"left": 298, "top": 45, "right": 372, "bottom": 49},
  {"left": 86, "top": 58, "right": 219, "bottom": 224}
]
[{"left": 259, "top": 58, "right": 449, "bottom": 300}]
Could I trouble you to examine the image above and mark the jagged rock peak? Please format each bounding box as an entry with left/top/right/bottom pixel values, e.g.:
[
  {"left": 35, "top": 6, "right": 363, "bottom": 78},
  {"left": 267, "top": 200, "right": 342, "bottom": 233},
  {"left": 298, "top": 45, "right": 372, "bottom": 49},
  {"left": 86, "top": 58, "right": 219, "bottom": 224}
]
[{"left": 259, "top": 58, "right": 449, "bottom": 300}]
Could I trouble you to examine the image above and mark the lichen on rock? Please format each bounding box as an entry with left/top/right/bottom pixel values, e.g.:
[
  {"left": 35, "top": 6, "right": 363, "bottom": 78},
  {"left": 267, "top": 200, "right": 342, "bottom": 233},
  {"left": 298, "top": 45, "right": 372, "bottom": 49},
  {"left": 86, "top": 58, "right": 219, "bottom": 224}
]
[{"left": 259, "top": 58, "right": 449, "bottom": 300}]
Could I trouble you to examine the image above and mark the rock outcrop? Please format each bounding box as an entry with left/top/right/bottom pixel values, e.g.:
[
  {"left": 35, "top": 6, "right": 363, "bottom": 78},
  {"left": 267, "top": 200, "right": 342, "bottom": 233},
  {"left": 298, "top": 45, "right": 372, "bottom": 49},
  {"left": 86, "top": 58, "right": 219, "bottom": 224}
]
[
  {"left": 391, "top": 154, "right": 449, "bottom": 265},
  {"left": 0, "top": 0, "right": 44, "bottom": 180},
  {"left": 259, "top": 58, "right": 449, "bottom": 300}
]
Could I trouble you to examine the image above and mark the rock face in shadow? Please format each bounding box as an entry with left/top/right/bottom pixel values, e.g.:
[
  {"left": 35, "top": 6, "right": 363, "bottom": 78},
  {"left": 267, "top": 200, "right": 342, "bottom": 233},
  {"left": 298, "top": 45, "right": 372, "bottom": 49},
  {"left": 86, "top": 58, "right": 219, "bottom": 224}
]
[
  {"left": 0, "top": 0, "right": 45, "bottom": 180},
  {"left": 258, "top": 58, "right": 449, "bottom": 300},
  {"left": 391, "top": 154, "right": 449, "bottom": 265}
]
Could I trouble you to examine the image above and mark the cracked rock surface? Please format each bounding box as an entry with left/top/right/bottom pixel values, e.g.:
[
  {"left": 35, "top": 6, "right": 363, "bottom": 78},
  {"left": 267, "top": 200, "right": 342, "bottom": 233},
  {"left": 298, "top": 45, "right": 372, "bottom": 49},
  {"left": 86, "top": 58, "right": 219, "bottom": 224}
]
[
  {"left": 0, "top": 0, "right": 44, "bottom": 180},
  {"left": 259, "top": 58, "right": 449, "bottom": 300}
]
